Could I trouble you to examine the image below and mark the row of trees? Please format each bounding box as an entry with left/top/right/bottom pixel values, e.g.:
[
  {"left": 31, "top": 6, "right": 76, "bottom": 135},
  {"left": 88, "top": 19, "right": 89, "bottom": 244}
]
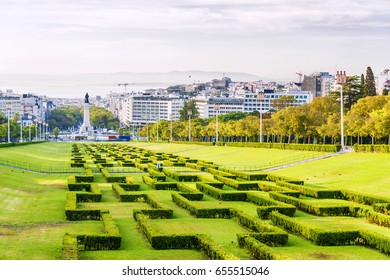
[
  {"left": 0, "top": 105, "right": 119, "bottom": 141},
  {"left": 137, "top": 95, "right": 390, "bottom": 145},
  {"left": 48, "top": 105, "right": 120, "bottom": 130}
]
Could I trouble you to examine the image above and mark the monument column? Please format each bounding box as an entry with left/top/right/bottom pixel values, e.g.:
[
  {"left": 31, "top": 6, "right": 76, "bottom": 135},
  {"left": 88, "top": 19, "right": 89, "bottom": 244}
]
[{"left": 79, "top": 92, "right": 94, "bottom": 136}]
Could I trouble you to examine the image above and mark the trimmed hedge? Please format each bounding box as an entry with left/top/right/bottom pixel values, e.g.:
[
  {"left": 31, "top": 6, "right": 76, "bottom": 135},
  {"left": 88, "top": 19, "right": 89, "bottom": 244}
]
[
  {"left": 220, "top": 168, "right": 268, "bottom": 181},
  {"left": 276, "top": 181, "right": 342, "bottom": 199},
  {"left": 358, "top": 230, "right": 390, "bottom": 255},
  {"left": 267, "top": 174, "right": 304, "bottom": 185},
  {"left": 197, "top": 234, "right": 239, "bottom": 260},
  {"left": 246, "top": 192, "right": 296, "bottom": 219},
  {"left": 341, "top": 189, "right": 390, "bottom": 205},
  {"left": 270, "top": 212, "right": 360, "bottom": 246},
  {"left": 269, "top": 192, "right": 360, "bottom": 217},
  {"left": 208, "top": 168, "right": 237, "bottom": 179},
  {"left": 213, "top": 175, "right": 259, "bottom": 190},
  {"left": 353, "top": 144, "right": 390, "bottom": 153},
  {"left": 171, "top": 193, "right": 231, "bottom": 218},
  {"left": 237, "top": 235, "right": 292, "bottom": 260},
  {"left": 112, "top": 184, "right": 145, "bottom": 202},
  {"left": 373, "top": 203, "right": 390, "bottom": 215},
  {"left": 162, "top": 168, "right": 198, "bottom": 182},
  {"left": 366, "top": 210, "right": 390, "bottom": 227},
  {"left": 61, "top": 234, "right": 79, "bottom": 260},
  {"left": 196, "top": 182, "right": 247, "bottom": 201}
]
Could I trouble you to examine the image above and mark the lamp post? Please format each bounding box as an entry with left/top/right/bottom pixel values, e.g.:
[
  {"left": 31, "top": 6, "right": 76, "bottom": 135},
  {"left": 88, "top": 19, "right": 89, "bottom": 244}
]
[
  {"left": 258, "top": 92, "right": 265, "bottom": 143},
  {"left": 34, "top": 119, "right": 38, "bottom": 141},
  {"left": 6, "top": 102, "right": 12, "bottom": 143},
  {"left": 39, "top": 120, "right": 42, "bottom": 141},
  {"left": 169, "top": 113, "right": 173, "bottom": 142},
  {"left": 215, "top": 103, "right": 220, "bottom": 143},
  {"left": 46, "top": 123, "right": 48, "bottom": 141},
  {"left": 188, "top": 110, "right": 192, "bottom": 142},
  {"left": 336, "top": 71, "right": 347, "bottom": 152},
  {"left": 19, "top": 116, "right": 23, "bottom": 142},
  {"left": 28, "top": 115, "right": 32, "bottom": 142}
]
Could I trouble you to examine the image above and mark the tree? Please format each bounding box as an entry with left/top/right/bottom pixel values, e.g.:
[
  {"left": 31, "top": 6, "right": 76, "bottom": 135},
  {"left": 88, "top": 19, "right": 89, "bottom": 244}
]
[
  {"left": 89, "top": 106, "right": 120, "bottom": 129},
  {"left": 364, "top": 66, "right": 376, "bottom": 97},
  {"left": 53, "top": 127, "right": 60, "bottom": 140},
  {"left": 271, "top": 96, "right": 296, "bottom": 112},
  {"left": 179, "top": 100, "right": 199, "bottom": 121},
  {"left": 48, "top": 106, "right": 82, "bottom": 130}
]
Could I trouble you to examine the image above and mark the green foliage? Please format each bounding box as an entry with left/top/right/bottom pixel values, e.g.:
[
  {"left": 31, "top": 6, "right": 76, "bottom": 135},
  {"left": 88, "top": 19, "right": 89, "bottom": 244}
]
[
  {"left": 237, "top": 235, "right": 292, "bottom": 260},
  {"left": 364, "top": 66, "right": 376, "bottom": 97},
  {"left": 270, "top": 212, "right": 361, "bottom": 246},
  {"left": 276, "top": 181, "right": 342, "bottom": 199},
  {"left": 196, "top": 182, "right": 247, "bottom": 201},
  {"left": 48, "top": 106, "right": 82, "bottom": 130},
  {"left": 213, "top": 175, "right": 259, "bottom": 190},
  {"left": 269, "top": 192, "right": 360, "bottom": 217},
  {"left": 171, "top": 193, "right": 231, "bottom": 218},
  {"left": 366, "top": 211, "right": 390, "bottom": 227}
]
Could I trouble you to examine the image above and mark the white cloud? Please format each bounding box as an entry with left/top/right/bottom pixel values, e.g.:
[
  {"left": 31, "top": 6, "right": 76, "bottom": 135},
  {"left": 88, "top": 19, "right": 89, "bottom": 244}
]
[{"left": 0, "top": 0, "right": 389, "bottom": 78}]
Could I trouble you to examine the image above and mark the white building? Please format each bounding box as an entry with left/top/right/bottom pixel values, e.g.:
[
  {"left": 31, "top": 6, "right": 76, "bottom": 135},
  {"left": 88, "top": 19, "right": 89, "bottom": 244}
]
[
  {"left": 116, "top": 93, "right": 186, "bottom": 126},
  {"left": 194, "top": 95, "right": 244, "bottom": 119}
]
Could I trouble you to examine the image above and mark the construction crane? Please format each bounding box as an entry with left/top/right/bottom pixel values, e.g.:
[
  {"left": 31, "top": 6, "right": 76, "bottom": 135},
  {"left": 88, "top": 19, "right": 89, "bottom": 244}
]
[
  {"left": 118, "top": 83, "right": 129, "bottom": 93},
  {"left": 296, "top": 72, "right": 303, "bottom": 83},
  {"left": 381, "top": 69, "right": 390, "bottom": 75}
]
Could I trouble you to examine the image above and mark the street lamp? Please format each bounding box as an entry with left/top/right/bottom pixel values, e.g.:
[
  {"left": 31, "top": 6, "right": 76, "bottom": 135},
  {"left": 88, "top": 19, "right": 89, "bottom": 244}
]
[
  {"left": 19, "top": 116, "right": 23, "bottom": 142},
  {"left": 6, "top": 102, "right": 12, "bottom": 143},
  {"left": 336, "top": 71, "right": 347, "bottom": 152},
  {"left": 215, "top": 103, "right": 220, "bottom": 143},
  {"left": 34, "top": 119, "right": 38, "bottom": 141},
  {"left": 188, "top": 110, "right": 192, "bottom": 142},
  {"left": 39, "top": 120, "right": 42, "bottom": 141},
  {"left": 258, "top": 92, "right": 265, "bottom": 143},
  {"left": 169, "top": 113, "right": 173, "bottom": 142},
  {"left": 46, "top": 123, "right": 49, "bottom": 141},
  {"left": 28, "top": 115, "right": 32, "bottom": 142}
]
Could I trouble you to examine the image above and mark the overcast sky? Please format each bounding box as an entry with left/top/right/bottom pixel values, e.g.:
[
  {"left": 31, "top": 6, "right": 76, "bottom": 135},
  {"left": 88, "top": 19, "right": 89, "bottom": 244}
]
[{"left": 1, "top": 0, "right": 389, "bottom": 81}]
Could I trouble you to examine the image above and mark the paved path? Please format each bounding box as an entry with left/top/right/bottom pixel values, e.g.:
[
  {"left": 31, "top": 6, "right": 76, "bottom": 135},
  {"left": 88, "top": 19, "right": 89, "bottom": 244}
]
[{"left": 262, "top": 147, "right": 353, "bottom": 171}]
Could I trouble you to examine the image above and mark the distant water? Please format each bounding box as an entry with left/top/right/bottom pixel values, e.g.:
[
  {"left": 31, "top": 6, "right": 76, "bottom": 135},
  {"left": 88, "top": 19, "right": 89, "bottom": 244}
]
[
  {"left": 0, "top": 79, "right": 171, "bottom": 98},
  {"left": 0, "top": 71, "right": 261, "bottom": 98}
]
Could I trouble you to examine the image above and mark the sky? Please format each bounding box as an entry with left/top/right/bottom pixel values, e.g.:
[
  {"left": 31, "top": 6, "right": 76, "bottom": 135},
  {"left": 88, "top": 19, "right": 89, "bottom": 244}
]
[{"left": 0, "top": 0, "right": 389, "bottom": 96}]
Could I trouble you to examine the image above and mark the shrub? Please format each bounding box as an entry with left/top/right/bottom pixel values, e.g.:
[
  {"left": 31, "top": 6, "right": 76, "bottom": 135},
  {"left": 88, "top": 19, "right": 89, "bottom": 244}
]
[
  {"left": 237, "top": 235, "right": 292, "bottom": 260},
  {"left": 276, "top": 181, "right": 342, "bottom": 199},
  {"left": 196, "top": 182, "right": 247, "bottom": 201},
  {"left": 270, "top": 212, "right": 360, "bottom": 246},
  {"left": 213, "top": 175, "right": 259, "bottom": 190}
]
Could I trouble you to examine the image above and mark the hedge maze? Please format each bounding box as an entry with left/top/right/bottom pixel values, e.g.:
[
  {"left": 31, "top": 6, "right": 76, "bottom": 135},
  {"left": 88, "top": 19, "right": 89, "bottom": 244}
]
[{"left": 62, "top": 143, "right": 390, "bottom": 260}]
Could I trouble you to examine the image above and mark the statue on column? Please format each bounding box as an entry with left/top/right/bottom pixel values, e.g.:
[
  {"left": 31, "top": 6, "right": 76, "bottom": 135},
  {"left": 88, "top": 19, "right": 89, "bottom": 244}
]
[{"left": 85, "top": 92, "right": 90, "bottom": 103}]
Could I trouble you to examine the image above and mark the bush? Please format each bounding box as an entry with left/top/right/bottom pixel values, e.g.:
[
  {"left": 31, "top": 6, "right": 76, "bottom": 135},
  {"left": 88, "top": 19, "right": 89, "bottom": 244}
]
[
  {"left": 366, "top": 211, "right": 390, "bottom": 227},
  {"left": 270, "top": 212, "right": 360, "bottom": 246},
  {"left": 341, "top": 189, "right": 390, "bottom": 205},
  {"left": 373, "top": 203, "right": 390, "bottom": 215},
  {"left": 196, "top": 182, "right": 247, "bottom": 201},
  {"left": 237, "top": 235, "right": 292, "bottom": 260},
  {"left": 213, "top": 175, "right": 259, "bottom": 190},
  {"left": 276, "top": 181, "right": 342, "bottom": 199},
  {"left": 269, "top": 192, "right": 359, "bottom": 217}
]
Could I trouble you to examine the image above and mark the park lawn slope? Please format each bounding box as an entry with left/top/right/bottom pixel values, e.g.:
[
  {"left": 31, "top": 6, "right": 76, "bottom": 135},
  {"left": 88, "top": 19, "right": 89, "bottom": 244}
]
[{"left": 269, "top": 152, "right": 390, "bottom": 197}]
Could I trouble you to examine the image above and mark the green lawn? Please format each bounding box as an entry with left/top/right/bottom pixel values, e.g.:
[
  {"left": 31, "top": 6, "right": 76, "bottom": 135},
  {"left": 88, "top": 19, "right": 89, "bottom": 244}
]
[
  {"left": 2, "top": 142, "right": 390, "bottom": 260},
  {"left": 128, "top": 142, "right": 327, "bottom": 168},
  {"left": 270, "top": 152, "right": 390, "bottom": 197}
]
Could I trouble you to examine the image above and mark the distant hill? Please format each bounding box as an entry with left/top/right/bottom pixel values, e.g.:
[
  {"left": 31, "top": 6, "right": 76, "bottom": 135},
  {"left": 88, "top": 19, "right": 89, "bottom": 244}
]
[{"left": 0, "top": 70, "right": 261, "bottom": 98}]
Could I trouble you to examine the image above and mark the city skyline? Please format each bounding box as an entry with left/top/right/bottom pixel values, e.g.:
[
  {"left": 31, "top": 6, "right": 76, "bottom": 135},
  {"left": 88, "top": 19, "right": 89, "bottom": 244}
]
[{"left": 1, "top": 0, "right": 389, "bottom": 97}]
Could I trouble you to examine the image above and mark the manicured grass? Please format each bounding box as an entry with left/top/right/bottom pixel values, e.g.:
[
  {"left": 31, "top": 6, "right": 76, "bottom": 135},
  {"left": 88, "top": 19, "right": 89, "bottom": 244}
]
[
  {"left": 273, "top": 234, "right": 390, "bottom": 260},
  {"left": 0, "top": 142, "right": 78, "bottom": 172},
  {"left": 128, "top": 142, "right": 327, "bottom": 168},
  {"left": 3, "top": 142, "right": 390, "bottom": 260},
  {"left": 270, "top": 152, "right": 390, "bottom": 197}
]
